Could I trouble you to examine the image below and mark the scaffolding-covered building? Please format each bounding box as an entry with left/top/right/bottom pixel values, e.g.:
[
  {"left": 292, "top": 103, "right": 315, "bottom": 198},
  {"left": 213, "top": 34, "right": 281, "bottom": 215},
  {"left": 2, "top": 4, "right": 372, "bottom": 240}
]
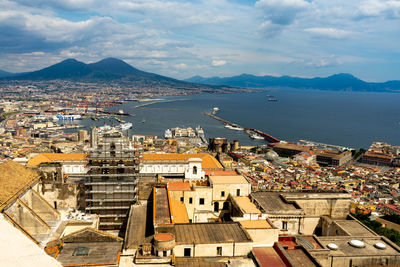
[{"left": 85, "top": 127, "right": 141, "bottom": 231}]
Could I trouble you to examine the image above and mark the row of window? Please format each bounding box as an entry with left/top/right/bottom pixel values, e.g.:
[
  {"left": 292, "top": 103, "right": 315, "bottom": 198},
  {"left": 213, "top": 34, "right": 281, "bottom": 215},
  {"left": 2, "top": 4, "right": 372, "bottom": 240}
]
[
  {"left": 178, "top": 189, "right": 241, "bottom": 205},
  {"left": 183, "top": 247, "right": 223, "bottom": 257}
]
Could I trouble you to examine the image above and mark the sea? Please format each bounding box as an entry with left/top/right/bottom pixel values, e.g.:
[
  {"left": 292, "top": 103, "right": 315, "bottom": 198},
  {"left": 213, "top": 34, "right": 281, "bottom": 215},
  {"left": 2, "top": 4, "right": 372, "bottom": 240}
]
[{"left": 71, "top": 89, "right": 400, "bottom": 149}]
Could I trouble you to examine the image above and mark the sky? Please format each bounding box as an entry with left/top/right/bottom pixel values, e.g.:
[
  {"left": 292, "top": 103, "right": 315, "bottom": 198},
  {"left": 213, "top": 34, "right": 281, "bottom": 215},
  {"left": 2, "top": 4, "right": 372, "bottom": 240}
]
[{"left": 0, "top": 0, "right": 400, "bottom": 81}]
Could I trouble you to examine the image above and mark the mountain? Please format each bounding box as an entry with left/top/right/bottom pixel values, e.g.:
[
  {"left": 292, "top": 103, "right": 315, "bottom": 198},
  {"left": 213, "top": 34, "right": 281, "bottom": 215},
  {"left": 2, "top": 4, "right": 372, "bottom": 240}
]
[
  {"left": 186, "top": 73, "right": 400, "bottom": 92},
  {"left": 2, "top": 58, "right": 244, "bottom": 94},
  {"left": 0, "top": 70, "right": 13, "bottom": 78}
]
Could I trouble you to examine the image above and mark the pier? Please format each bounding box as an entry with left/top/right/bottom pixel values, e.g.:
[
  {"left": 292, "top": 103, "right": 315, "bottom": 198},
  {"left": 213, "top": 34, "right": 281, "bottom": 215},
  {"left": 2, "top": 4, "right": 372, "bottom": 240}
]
[{"left": 204, "top": 112, "right": 280, "bottom": 143}]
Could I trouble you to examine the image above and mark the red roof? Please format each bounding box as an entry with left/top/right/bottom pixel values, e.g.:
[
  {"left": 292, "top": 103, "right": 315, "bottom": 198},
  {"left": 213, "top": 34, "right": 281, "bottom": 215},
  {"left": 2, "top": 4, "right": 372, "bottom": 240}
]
[{"left": 168, "top": 182, "right": 191, "bottom": 191}]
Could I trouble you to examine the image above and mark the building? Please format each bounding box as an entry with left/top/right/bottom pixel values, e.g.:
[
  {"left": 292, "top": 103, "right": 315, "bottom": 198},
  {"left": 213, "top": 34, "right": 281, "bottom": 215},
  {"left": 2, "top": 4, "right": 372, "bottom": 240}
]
[
  {"left": 85, "top": 128, "right": 141, "bottom": 231},
  {"left": 47, "top": 227, "right": 123, "bottom": 266},
  {"left": 316, "top": 149, "right": 352, "bottom": 166},
  {"left": 141, "top": 153, "right": 223, "bottom": 180}
]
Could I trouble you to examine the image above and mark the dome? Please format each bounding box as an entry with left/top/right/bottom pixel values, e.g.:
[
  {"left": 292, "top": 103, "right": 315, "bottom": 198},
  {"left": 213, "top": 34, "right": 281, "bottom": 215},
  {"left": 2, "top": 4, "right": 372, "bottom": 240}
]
[
  {"left": 349, "top": 240, "right": 365, "bottom": 248},
  {"left": 374, "top": 242, "right": 386, "bottom": 250},
  {"left": 265, "top": 149, "right": 279, "bottom": 161},
  {"left": 327, "top": 243, "right": 338, "bottom": 250}
]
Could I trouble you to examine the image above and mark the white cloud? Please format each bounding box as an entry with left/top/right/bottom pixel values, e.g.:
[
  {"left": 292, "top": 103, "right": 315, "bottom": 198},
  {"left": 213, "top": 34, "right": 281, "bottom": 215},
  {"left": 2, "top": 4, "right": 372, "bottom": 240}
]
[
  {"left": 358, "top": 0, "right": 400, "bottom": 18},
  {"left": 211, "top": 59, "right": 226, "bottom": 66},
  {"left": 173, "top": 63, "right": 188, "bottom": 69},
  {"left": 304, "top": 27, "right": 352, "bottom": 39}
]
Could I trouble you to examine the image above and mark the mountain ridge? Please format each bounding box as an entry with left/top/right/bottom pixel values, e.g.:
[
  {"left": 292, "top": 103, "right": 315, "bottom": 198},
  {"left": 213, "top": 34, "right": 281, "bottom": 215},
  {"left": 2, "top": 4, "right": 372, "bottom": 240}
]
[{"left": 186, "top": 73, "right": 400, "bottom": 92}]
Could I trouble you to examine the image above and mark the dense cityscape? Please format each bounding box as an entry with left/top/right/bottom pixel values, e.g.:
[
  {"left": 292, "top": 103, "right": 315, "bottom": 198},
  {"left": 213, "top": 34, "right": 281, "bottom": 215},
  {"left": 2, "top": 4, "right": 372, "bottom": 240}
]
[{"left": 1, "top": 79, "right": 400, "bottom": 266}]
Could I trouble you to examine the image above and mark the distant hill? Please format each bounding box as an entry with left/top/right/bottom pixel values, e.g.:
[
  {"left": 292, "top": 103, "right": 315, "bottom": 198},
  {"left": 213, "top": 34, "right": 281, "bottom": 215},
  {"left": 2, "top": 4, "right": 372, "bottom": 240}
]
[
  {"left": 3, "top": 58, "right": 240, "bottom": 94},
  {"left": 186, "top": 73, "right": 400, "bottom": 92},
  {"left": 0, "top": 70, "right": 13, "bottom": 78}
]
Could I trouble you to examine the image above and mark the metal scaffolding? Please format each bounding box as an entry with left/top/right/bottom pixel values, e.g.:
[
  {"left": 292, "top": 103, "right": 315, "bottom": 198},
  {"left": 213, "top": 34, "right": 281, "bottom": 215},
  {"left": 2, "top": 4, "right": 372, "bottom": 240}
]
[{"left": 85, "top": 127, "right": 142, "bottom": 230}]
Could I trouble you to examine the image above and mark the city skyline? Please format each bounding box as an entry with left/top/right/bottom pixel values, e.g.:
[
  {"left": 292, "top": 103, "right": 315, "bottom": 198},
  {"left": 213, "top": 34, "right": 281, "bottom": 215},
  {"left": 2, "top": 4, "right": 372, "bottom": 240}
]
[{"left": 0, "top": 0, "right": 400, "bottom": 82}]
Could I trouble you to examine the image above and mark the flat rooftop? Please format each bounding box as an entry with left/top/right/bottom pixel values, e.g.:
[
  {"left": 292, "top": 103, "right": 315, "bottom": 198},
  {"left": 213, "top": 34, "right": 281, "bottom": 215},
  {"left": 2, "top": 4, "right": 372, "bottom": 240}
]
[
  {"left": 317, "top": 236, "right": 400, "bottom": 256},
  {"left": 174, "top": 222, "right": 252, "bottom": 244},
  {"left": 154, "top": 187, "right": 171, "bottom": 225},
  {"left": 56, "top": 242, "right": 121, "bottom": 266},
  {"left": 233, "top": 196, "right": 261, "bottom": 214},
  {"left": 125, "top": 202, "right": 150, "bottom": 249},
  {"left": 334, "top": 219, "right": 377, "bottom": 237},
  {"left": 209, "top": 175, "right": 249, "bottom": 185},
  {"left": 251, "top": 192, "right": 301, "bottom": 214},
  {"left": 175, "top": 257, "right": 226, "bottom": 267},
  {"left": 285, "top": 248, "right": 318, "bottom": 267},
  {"left": 239, "top": 220, "right": 272, "bottom": 229}
]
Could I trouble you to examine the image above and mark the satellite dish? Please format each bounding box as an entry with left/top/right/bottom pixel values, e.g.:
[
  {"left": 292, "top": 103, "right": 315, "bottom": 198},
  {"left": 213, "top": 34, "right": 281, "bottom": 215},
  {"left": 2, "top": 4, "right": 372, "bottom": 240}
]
[{"left": 327, "top": 243, "right": 338, "bottom": 250}]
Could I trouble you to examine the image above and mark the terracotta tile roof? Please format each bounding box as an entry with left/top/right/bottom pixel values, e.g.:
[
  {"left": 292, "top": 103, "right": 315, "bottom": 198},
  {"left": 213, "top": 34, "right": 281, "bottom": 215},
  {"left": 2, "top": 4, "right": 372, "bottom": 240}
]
[
  {"left": 0, "top": 160, "right": 40, "bottom": 211},
  {"left": 143, "top": 153, "right": 223, "bottom": 169},
  {"left": 168, "top": 182, "right": 191, "bottom": 191},
  {"left": 27, "top": 153, "right": 87, "bottom": 167}
]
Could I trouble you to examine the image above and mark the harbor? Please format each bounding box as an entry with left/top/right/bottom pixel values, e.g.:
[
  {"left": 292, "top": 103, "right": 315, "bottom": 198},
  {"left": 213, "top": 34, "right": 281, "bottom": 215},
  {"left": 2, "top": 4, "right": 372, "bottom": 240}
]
[{"left": 204, "top": 112, "right": 280, "bottom": 143}]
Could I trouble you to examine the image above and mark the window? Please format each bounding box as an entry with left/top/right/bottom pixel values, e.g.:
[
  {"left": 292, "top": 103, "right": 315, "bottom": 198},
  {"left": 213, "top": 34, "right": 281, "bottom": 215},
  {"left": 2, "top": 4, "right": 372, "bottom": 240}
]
[
  {"left": 189, "top": 219, "right": 192, "bottom": 223},
  {"left": 163, "top": 251, "right": 167, "bottom": 257},
  {"left": 73, "top": 247, "right": 89, "bottom": 256},
  {"left": 193, "top": 166, "right": 197, "bottom": 175},
  {"left": 214, "top": 202, "right": 219, "bottom": 212},
  {"left": 217, "top": 247, "right": 222, "bottom": 256},
  {"left": 189, "top": 197, "right": 193, "bottom": 204},
  {"left": 184, "top": 248, "right": 191, "bottom": 257},
  {"left": 180, "top": 197, "right": 184, "bottom": 203},
  {"left": 199, "top": 198, "right": 205, "bottom": 205},
  {"left": 221, "top": 191, "right": 225, "bottom": 197},
  {"left": 282, "top": 221, "right": 288, "bottom": 231},
  {"left": 236, "top": 189, "right": 240, "bottom": 196}
]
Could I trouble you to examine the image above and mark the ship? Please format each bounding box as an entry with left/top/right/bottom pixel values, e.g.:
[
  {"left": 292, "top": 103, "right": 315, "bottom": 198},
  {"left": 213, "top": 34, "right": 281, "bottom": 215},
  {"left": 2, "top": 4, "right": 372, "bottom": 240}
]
[
  {"left": 213, "top": 107, "right": 220, "bottom": 112},
  {"left": 250, "top": 133, "right": 264, "bottom": 139},
  {"left": 268, "top": 96, "right": 278, "bottom": 102},
  {"left": 165, "top": 129, "right": 172, "bottom": 139},
  {"left": 53, "top": 114, "right": 82, "bottom": 121},
  {"left": 195, "top": 126, "right": 205, "bottom": 138},
  {"left": 117, "top": 122, "right": 133, "bottom": 131},
  {"left": 225, "top": 124, "right": 244, "bottom": 131}
]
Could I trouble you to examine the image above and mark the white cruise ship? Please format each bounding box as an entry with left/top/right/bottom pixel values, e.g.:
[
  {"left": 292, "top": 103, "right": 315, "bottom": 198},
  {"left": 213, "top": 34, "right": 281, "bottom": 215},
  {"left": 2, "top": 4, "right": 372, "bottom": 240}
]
[{"left": 164, "top": 129, "right": 172, "bottom": 139}]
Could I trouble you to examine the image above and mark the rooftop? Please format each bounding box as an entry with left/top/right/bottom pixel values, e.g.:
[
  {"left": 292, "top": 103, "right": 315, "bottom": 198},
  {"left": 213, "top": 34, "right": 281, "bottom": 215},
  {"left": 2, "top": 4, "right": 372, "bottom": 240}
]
[
  {"left": 0, "top": 160, "right": 40, "bottom": 211},
  {"left": 239, "top": 220, "right": 272, "bottom": 229},
  {"left": 27, "top": 153, "right": 87, "bottom": 167},
  {"left": 168, "top": 182, "right": 191, "bottom": 191},
  {"left": 233, "top": 196, "right": 261, "bottom": 214},
  {"left": 170, "top": 198, "right": 189, "bottom": 223},
  {"left": 143, "top": 153, "right": 223, "bottom": 169},
  {"left": 175, "top": 257, "right": 226, "bottom": 267},
  {"left": 209, "top": 175, "right": 249, "bottom": 185},
  {"left": 317, "top": 236, "right": 400, "bottom": 256},
  {"left": 250, "top": 192, "right": 301, "bottom": 214},
  {"left": 252, "top": 247, "right": 287, "bottom": 267},
  {"left": 174, "top": 222, "right": 252, "bottom": 244},
  {"left": 333, "top": 219, "right": 377, "bottom": 237},
  {"left": 154, "top": 187, "right": 171, "bottom": 225}
]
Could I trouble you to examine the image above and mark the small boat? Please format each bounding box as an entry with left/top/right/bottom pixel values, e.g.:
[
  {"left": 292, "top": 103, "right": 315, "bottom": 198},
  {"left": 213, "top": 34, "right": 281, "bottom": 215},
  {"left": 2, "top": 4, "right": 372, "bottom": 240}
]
[
  {"left": 213, "top": 107, "right": 220, "bottom": 112},
  {"left": 250, "top": 133, "right": 264, "bottom": 139},
  {"left": 141, "top": 119, "right": 146, "bottom": 123},
  {"left": 268, "top": 96, "right": 278, "bottom": 102},
  {"left": 91, "top": 117, "right": 99, "bottom": 121},
  {"left": 225, "top": 124, "right": 244, "bottom": 131}
]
